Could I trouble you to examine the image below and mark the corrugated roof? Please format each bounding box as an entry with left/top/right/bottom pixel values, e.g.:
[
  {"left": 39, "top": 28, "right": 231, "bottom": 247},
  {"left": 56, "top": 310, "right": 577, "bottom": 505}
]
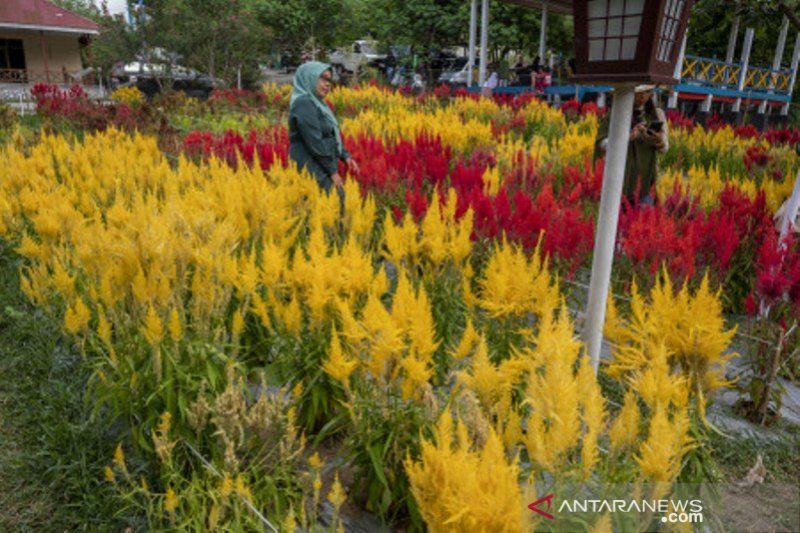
[{"left": 0, "top": 0, "right": 99, "bottom": 34}]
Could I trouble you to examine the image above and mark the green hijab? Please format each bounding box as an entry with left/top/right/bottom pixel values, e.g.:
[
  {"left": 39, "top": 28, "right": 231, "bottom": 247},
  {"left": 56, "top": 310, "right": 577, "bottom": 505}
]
[{"left": 290, "top": 61, "right": 343, "bottom": 155}]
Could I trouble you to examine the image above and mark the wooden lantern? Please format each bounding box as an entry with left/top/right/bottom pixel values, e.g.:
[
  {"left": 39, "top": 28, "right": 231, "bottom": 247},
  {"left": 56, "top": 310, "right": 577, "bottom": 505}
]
[{"left": 572, "top": 0, "right": 693, "bottom": 84}]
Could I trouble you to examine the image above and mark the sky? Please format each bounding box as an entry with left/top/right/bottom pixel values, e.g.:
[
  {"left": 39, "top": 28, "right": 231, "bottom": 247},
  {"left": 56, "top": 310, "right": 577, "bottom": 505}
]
[{"left": 96, "top": 0, "right": 128, "bottom": 16}]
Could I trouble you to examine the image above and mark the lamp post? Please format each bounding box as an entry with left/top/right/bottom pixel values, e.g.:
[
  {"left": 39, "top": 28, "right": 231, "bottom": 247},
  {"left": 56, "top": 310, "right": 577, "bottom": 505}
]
[{"left": 571, "top": 0, "right": 694, "bottom": 372}]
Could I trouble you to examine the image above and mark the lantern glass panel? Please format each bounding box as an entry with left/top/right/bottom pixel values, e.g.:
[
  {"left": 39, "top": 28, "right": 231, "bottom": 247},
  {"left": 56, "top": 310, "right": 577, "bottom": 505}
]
[
  {"left": 589, "top": 19, "right": 606, "bottom": 38},
  {"left": 589, "top": 39, "right": 605, "bottom": 60},
  {"left": 608, "top": 17, "right": 622, "bottom": 36},
  {"left": 621, "top": 37, "right": 638, "bottom": 59},
  {"left": 588, "top": 0, "right": 606, "bottom": 18},
  {"left": 656, "top": 0, "right": 687, "bottom": 63},
  {"left": 605, "top": 38, "right": 621, "bottom": 60},
  {"left": 625, "top": 0, "right": 644, "bottom": 14},
  {"left": 623, "top": 16, "right": 641, "bottom": 36}
]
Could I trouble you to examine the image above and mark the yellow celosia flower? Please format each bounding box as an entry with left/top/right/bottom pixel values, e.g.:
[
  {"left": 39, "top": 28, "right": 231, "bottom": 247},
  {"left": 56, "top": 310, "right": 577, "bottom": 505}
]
[
  {"left": 607, "top": 273, "right": 734, "bottom": 420},
  {"left": 327, "top": 472, "right": 347, "bottom": 511},
  {"left": 96, "top": 309, "right": 112, "bottom": 346},
  {"left": 64, "top": 298, "right": 90, "bottom": 334},
  {"left": 219, "top": 474, "right": 233, "bottom": 498},
  {"left": 113, "top": 442, "right": 127, "bottom": 474},
  {"left": 164, "top": 485, "right": 178, "bottom": 514},
  {"left": 636, "top": 405, "right": 694, "bottom": 483},
  {"left": 405, "top": 412, "right": 526, "bottom": 532},
  {"left": 308, "top": 452, "right": 322, "bottom": 470},
  {"left": 282, "top": 506, "right": 297, "bottom": 533},
  {"left": 608, "top": 390, "right": 641, "bottom": 452},
  {"left": 453, "top": 319, "right": 479, "bottom": 360},
  {"left": 590, "top": 512, "right": 612, "bottom": 533},
  {"left": 231, "top": 308, "right": 245, "bottom": 338},
  {"left": 208, "top": 504, "right": 220, "bottom": 529},
  {"left": 323, "top": 330, "right": 357, "bottom": 384},
  {"left": 235, "top": 475, "right": 252, "bottom": 500},
  {"left": 478, "top": 240, "right": 558, "bottom": 319},
  {"left": 141, "top": 306, "right": 163, "bottom": 346},
  {"left": 168, "top": 308, "right": 182, "bottom": 342}
]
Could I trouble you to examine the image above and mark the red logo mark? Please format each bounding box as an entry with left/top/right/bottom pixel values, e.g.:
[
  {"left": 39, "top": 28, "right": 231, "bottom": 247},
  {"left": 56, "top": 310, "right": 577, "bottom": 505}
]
[{"left": 528, "top": 494, "right": 555, "bottom": 520}]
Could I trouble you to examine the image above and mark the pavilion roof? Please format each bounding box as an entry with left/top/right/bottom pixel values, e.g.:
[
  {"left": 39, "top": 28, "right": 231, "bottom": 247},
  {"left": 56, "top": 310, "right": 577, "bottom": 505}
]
[{"left": 0, "top": 0, "right": 99, "bottom": 35}]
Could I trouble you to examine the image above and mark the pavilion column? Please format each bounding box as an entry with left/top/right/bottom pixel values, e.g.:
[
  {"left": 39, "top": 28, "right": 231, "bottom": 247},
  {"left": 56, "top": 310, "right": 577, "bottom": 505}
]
[
  {"left": 538, "top": 2, "right": 548, "bottom": 63},
  {"left": 668, "top": 29, "right": 688, "bottom": 109},
  {"left": 479, "top": 0, "right": 489, "bottom": 86},
  {"left": 468, "top": 0, "right": 477, "bottom": 86},
  {"left": 732, "top": 28, "right": 754, "bottom": 114},
  {"left": 758, "top": 17, "right": 789, "bottom": 114},
  {"left": 701, "top": 15, "right": 739, "bottom": 114},
  {"left": 39, "top": 30, "right": 51, "bottom": 83},
  {"left": 781, "top": 33, "right": 800, "bottom": 116}
]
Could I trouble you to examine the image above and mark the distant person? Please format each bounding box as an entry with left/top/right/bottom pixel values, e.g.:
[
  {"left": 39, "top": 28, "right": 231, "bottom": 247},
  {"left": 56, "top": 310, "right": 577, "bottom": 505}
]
[
  {"left": 594, "top": 84, "right": 669, "bottom": 204},
  {"left": 288, "top": 61, "right": 359, "bottom": 196},
  {"left": 533, "top": 65, "right": 551, "bottom": 95},
  {"left": 482, "top": 69, "right": 498, "bottom": 97}
]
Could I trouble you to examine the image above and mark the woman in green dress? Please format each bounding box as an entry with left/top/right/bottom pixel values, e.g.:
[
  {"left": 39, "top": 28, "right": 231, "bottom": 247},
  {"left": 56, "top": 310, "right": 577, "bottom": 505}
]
[
  {"left": 594, "top": 85, "right": 669, "bottom": 204},
  {"left": 288, "top": 61, "right": 359, "bottom": 193}
]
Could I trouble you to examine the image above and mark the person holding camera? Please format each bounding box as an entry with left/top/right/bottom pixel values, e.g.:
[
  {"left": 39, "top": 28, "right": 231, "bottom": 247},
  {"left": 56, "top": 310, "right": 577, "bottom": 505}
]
[{"left": 594, "top": 84, "right": 669, "bottom": 204}]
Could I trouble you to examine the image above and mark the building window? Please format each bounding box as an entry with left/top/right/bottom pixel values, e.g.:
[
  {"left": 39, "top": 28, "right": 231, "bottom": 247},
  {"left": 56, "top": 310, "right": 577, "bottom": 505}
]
[
  {"left": 0, "top": 38, "right": 26, "bottom": 82},
  {"left": 0, "top": 38, "right": 26, "bottom": 70}
]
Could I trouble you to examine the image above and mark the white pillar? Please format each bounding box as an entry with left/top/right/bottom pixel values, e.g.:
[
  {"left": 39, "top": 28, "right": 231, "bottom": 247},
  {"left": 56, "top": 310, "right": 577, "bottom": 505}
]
[
  {"left": 479, "top": 0, "right": 489, "bottom": 86},
  {"left": 759, "top": 17, "right": 789, "bottom": 114},
  {"left": 732, "top": 28, "right": 754, "bottom": 114},
  {"left": 781, "top": 33, "right": 800, "bottom": 115},
  {"left": 538, "top": 3, "right": 548, "bottom": 63},
  {"left": 701, "top": 16, "right": 739, "bottom": 113},
  {"left": 780, "top": 169, "right": 800, "bottom": 240},
  {"left": 668, "top": 29, "right": 688, "bottom": 109},
  {"left": 726, "top": 16, "right": 740, "bottom": 63},
  {"left": 468, "top": 0, "right": 477, "bottom": 86},
  {"left": 584, "top": 85, "right": 636, "bottom": 371}
]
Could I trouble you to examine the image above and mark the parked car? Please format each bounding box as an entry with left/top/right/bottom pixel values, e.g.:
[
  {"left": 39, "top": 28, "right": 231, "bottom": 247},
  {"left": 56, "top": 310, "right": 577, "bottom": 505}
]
[
  {"left": 437, "top": 58, "right": 473, "bottom": 87},
  {"left": 111, "top": 61, "right": 220, "bottom": 98},
  {"left": 329, "top": 40, "right": 387, "bottom": 77}
]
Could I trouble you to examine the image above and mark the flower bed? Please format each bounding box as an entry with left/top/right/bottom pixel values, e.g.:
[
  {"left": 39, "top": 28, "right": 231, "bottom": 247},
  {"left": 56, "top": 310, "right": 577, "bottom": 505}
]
[{"left": 0, "top": 84, "right": 797, "bottom": 530}]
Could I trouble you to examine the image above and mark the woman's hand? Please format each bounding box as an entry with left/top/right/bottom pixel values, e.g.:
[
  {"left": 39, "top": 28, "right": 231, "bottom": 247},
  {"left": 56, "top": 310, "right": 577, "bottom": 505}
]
[
  {"left": 630, "top": 122, "right": 647, "bottom": 140},
  {"left": 332, "top": 173, "right": 344, "bottom": 190},
  {"left": 346, "top": 157, "right": 360, "bottom": 175}
]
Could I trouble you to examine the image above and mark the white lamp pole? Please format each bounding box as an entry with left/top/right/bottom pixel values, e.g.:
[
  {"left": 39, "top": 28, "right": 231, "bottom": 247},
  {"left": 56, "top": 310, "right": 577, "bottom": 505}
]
[
  {"left": 468, "top": 0, "right": 477, "bottom": 86},
  {"left": 584, "top": 84, "right": 636, "bottom": 370},
  {"left": 479, "top": 0, "right": 489, "bottom": 86}
]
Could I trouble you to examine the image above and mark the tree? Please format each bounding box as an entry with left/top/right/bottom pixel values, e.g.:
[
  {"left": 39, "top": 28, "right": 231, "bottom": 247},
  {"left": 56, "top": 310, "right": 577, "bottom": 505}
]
[
  {"left": 689, "top": 0, "right": 800, "bottom": 65},
  {"left": 253, "top": 0, "right": 345, "bottom": 57},
  {"left": 50, "top": 0, "right": 102, "bottom": 20},
  {"left": 135, "top": 0, "right": 270, "bottom": 87}
]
